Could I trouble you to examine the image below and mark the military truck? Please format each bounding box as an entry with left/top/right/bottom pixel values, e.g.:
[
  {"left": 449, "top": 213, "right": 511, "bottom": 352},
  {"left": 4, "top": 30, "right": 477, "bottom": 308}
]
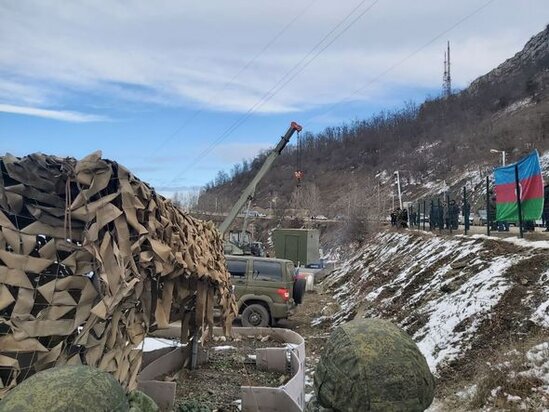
[{"left": 226, "top": 255, "right": 306, "bottom": 327}]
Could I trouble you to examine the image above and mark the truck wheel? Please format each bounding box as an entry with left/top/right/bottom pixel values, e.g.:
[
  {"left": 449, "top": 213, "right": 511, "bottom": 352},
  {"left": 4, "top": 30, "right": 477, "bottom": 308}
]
[
  {"left": 241, "top": 304, "right": 270, "bottom": 327},
  {"left": 293, "top": 278, "right": 306, "bottom": 304}
]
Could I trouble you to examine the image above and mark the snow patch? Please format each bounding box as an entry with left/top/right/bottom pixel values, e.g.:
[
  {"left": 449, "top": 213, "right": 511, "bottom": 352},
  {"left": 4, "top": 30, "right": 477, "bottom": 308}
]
[
  {"left": 213, "top": 345, "right": 237, "bottom": 351},
  {"left": 415, "top": 256, "right": 516, "bottom": 371},
  {"left": 495, "top": 96, "right": 534, "bottom": 118},
  {"left": 502, "top": 237, "right": 549, "bottom": 250},
  {"left": 530, "top": 270, "right": 549, "bottom": 327},
  {"left": 467, "top": 233, "right": 549, "bottom": 250},
  {"left": 456, "top": 384, "right": 477, "bottom": 400},
  {"left": 540, "top": 151, "right": 549, "bottom": 179},
  {"left": 142, "top": 337, "right": 184, "bottom": 352}
]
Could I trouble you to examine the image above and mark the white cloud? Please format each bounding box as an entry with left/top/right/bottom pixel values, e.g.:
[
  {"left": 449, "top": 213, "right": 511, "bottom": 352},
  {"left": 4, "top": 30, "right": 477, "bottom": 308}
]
[
  {"left": 0, "top": 104, "right": 108, "bottom": 123},
  {"left": 210, "top": 142, "right": 271, "bottom": 163},
  {"left": 0, "top": 0, "right": 547, "bottom": 114},
  {"left": 0, "top": 79, "right": 51, "bottom": 106}
]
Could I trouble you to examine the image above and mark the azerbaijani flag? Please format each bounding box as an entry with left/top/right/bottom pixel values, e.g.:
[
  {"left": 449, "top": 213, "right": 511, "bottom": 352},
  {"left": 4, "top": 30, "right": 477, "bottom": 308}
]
[{"left": 494, "top": 150, "right": 544, "bottom": 222}]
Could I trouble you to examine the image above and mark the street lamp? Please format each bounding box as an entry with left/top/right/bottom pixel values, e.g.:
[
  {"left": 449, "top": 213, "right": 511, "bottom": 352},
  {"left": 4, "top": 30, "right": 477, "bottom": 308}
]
[
  {"left": 490, "top": 149, "right": 506, "bottom": 166},
  {"left": 394, "top": 171, "right": 403, "bottom": 209}
]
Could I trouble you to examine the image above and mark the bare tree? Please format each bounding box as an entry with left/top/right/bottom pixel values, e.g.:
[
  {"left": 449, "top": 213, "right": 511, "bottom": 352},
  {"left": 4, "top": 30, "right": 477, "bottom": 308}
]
[
  {"left": 171, "top": 191, "right": 182, "bottom": 208},
  {"left": 290, "top": 183, "right": 322, "bottom": 216}
]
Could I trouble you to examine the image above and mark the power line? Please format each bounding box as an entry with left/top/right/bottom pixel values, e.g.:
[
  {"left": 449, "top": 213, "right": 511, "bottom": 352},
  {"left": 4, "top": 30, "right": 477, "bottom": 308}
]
[
  {"left": 178, "top": 0, "right": 378, "bottom": 173},
  {"left": 304, "top": 0, "right": 496, "bottom": 126},
  {"left": 182, "top": 0, "right": 379, "bottom": 173},
  {"left": 151, "top": 0, "right": 318, "bottom": 155},
  {"left": 172, "top": 0, "right": 379, "bottom": 182},
  {"left": 251, "top": 0, "right": 380, "bottom": 117}
]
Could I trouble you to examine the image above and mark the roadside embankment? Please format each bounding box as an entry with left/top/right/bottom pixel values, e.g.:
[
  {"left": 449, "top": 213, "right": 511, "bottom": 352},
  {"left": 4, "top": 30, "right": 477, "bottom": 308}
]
[{"left": 318, "top": 231, "right": 549, "bottom": 410}]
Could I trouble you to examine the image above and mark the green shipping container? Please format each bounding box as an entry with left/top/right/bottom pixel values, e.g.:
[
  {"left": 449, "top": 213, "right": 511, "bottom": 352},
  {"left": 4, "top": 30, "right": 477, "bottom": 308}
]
[{"left": 272, "top": 228, "right": 320, "bottom": 266}]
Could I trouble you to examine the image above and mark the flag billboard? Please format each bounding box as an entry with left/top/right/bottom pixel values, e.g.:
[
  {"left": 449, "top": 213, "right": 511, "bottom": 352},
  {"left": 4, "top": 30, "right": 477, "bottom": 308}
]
[{"left": 494, "top": 150, "right": 544, "bottom": 222}]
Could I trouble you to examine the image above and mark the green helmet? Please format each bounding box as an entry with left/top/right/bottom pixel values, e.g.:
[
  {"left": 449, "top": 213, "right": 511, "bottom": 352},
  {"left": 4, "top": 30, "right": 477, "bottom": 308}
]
[
  {"left": 0, "top": 366, "right": 129, "bottom": 412},
  {"left": 313, "top": 318, "right": 435, "bottom": 412}
]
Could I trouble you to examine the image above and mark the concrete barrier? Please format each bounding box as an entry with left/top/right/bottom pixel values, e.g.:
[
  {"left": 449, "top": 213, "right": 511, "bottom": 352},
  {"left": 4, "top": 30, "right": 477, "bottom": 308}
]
[{"left": 138, "top": 326, "right": 306, "bottom": 411}]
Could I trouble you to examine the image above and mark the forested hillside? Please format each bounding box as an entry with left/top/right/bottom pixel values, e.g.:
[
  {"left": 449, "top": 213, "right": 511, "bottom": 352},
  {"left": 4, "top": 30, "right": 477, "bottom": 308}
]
[{"left": 197, "top": 26, "right": 549, "bottom": 219}]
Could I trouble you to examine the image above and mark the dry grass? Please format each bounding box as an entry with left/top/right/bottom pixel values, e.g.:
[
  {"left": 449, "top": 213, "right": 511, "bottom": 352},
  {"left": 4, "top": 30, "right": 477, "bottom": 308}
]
[
  {"left": 467, "top": 335, "right": 548, "bottom": 411},
  {"left": 432, "top": 333, "right": 548, "bottom": 411}
]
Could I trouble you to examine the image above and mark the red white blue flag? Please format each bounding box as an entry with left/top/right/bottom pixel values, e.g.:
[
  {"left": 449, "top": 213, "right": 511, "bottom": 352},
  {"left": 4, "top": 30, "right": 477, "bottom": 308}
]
[{"left": 494, "top": 150, "right": 544, "bottom": 221}]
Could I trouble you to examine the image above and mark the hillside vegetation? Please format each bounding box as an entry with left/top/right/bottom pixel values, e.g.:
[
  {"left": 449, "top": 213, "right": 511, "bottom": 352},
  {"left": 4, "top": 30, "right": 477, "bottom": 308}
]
[{"left": 198, "top": 26, "right": 549, "bottom": 220}]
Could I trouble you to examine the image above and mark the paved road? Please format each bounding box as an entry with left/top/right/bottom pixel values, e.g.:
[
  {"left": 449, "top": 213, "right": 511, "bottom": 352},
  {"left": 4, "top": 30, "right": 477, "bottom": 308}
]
[{"left": 191, "top": 210, "right": 340, "bottom": 223}]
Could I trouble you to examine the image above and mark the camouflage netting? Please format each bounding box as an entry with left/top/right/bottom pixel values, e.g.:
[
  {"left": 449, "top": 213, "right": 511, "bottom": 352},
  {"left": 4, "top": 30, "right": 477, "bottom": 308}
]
[
  {"left": 312, "top": 318, "right": 435, "bottom": 412},
  {"left": 0, "top": 151, "right": 236, "bottom": 398}
]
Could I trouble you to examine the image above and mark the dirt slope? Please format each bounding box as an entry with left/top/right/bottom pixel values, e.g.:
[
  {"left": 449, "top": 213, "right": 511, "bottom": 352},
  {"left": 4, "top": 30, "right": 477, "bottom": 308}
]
[{"left": 318, "top": 230, "right": 549, "bottom": 410}]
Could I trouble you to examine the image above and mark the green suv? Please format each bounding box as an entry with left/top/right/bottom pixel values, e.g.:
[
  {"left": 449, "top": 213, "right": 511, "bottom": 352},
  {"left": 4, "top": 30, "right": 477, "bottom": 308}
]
[{"left": 226, "top": 255, "right": 306, "bottom": 327}]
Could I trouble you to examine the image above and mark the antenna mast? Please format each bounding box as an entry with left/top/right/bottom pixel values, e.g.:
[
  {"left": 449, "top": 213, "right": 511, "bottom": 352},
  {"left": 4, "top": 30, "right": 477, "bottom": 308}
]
[{"left": 443, "top": 41, "right": 452, "bottom": 97}]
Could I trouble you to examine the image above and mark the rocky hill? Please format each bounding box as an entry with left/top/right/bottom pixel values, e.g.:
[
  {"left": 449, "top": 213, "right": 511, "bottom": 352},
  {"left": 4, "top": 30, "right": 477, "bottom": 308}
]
[
  {"left": 468, "top": 25, "right": 548, "bottom": 94},
  {"left": 197, "top": 26, "right": 549, "bottom": 224}
]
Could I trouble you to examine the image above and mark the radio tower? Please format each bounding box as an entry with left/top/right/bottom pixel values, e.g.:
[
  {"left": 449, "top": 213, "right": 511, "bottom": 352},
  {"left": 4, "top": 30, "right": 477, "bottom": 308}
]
[{"left": 443, "top": 41, "right": 452, "bottom": 97}]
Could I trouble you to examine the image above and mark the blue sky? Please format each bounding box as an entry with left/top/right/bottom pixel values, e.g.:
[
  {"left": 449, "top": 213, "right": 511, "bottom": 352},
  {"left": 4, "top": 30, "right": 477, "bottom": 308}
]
[{"left": 1, "top": 0, "right": 548, "bottom": 197}]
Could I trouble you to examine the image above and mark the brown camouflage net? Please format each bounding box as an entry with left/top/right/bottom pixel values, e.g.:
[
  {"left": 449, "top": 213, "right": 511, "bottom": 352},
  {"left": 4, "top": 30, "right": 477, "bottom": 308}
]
[{"left": 0, "top": 151, "right": 236, "bottom": 397}]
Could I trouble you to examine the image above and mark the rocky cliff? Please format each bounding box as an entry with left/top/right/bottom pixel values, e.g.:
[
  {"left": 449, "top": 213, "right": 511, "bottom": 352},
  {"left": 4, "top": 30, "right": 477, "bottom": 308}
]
[{"left": 468, "top": 24, "right": 548, "bottom": 94}]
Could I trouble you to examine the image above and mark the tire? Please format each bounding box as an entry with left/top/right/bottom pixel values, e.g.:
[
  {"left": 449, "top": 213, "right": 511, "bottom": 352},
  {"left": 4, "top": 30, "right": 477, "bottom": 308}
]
[
  {"left": 241, "top": 304, "right": 270, "bottom": 327},
  {"left": 293, "top": 278, "right": 306, "bottom": 305}
]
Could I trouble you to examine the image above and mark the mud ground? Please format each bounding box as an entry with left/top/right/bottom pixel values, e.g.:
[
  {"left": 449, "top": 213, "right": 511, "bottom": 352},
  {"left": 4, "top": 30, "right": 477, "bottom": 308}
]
[{"left": 175, "top": 336, "right": 289, "bottom": 411}]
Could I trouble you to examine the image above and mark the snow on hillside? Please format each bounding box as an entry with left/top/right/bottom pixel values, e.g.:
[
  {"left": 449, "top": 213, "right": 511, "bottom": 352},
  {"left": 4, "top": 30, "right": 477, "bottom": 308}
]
[
  {"left": 414, "top": 255, "right": 516, "bottom": 370},
  {"left": 319, "top": 231, "right": 549, "bottom": 374},
  {"left": 540, "top": 151, "right": 549, "bottom": 180},
  {"left": 493, "top": 96, "right": 535, "bottom": 120},
  {"left": 532, "top": 270, "right": 549, "bottom": 328}
]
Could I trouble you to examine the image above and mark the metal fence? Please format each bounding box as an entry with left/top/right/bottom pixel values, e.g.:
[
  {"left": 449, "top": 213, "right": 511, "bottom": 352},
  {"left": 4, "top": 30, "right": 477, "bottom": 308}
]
[{"left": 390, "top": 177, "right": 548, "bottom": 237}]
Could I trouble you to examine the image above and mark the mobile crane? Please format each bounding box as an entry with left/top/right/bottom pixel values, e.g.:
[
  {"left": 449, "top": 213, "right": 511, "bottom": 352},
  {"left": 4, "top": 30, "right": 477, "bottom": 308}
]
[{"left": 219, "top": 121, "right": 302, "bottom": 255}]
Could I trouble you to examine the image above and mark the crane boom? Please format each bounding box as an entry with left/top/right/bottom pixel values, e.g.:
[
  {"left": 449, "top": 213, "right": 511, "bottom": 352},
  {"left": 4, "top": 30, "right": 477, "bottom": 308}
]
[{"left": 219, "top": 121, "right": 302, "bottom": 235}]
